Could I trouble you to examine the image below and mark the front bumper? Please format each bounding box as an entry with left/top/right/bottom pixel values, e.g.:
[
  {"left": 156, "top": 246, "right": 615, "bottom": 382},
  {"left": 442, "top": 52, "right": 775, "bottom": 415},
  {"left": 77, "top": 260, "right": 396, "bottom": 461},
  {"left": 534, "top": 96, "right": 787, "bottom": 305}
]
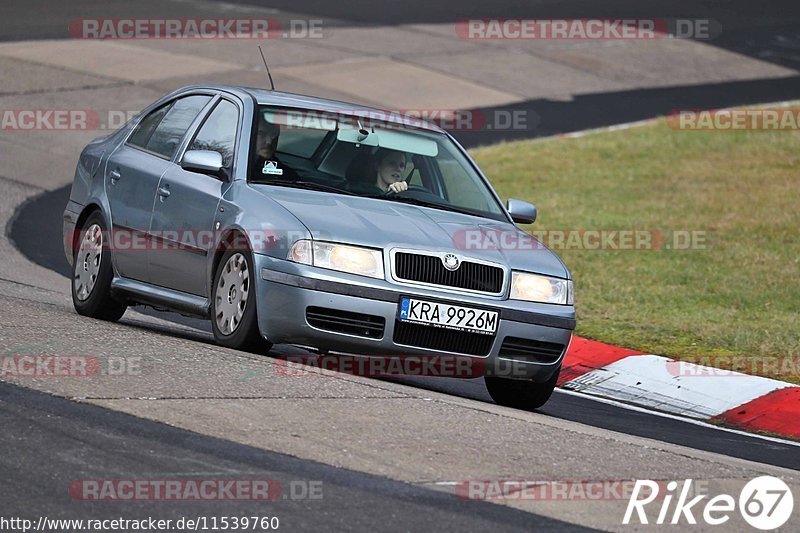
[{"left": 254, "top": 255, "right": 574, "bottom": 382}]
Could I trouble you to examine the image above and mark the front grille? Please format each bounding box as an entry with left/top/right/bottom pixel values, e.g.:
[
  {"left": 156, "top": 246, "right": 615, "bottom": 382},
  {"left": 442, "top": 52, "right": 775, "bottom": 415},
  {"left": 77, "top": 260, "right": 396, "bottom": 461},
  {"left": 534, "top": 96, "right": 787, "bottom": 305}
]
[
  {"left": 499, "top": 337, "right": 564, "bottom": 363},
  {"left": 393, "top": 321, "right": 494, "bottom": 356},
  {"left": 306, "top": 307, "right": 385, "bottom": 339},
  {"left": 394, "top": 252, "right": 504, "bottom": 293}
]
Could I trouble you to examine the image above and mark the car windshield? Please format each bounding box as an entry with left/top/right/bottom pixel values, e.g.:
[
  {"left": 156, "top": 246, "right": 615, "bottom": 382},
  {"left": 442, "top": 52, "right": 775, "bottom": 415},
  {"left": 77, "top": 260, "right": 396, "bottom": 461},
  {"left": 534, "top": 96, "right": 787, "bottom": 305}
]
[{"left": 249, "top": 106, "right": 507, "bottom": 222}]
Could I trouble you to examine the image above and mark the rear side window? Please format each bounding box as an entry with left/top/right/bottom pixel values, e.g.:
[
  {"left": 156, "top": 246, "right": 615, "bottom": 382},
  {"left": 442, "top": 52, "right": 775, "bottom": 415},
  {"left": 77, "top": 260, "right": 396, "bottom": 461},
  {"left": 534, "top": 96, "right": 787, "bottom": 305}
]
[
  {"left": 188, "top": 100, "right": 239, "bottom": 168},
  {"left": 129, "top": 95, "right": 211, "bottom": 159},
  {"left": 128, "top": 104, "right": 170, "bottom": 148}
]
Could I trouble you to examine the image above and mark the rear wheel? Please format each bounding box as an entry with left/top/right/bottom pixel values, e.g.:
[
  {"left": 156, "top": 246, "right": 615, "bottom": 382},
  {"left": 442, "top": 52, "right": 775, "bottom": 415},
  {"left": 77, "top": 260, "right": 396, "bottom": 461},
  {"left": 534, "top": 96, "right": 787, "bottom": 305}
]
[
  {"left": 71, "top": 212, "right": 127, "bottom": 321},
  {"left": 485, "top": 366, "right": 560, "bottom": 410},
  {"left": 210, "top": 249, "right": 272, "bottom": 353}
]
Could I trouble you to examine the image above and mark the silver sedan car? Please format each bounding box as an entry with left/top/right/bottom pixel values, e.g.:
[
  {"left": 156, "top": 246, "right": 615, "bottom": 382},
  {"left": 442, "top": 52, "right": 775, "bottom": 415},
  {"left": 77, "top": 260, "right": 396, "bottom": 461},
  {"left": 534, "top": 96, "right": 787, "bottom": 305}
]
[{"left": 64, "top": 85, "right": 575, "bottom": 409}]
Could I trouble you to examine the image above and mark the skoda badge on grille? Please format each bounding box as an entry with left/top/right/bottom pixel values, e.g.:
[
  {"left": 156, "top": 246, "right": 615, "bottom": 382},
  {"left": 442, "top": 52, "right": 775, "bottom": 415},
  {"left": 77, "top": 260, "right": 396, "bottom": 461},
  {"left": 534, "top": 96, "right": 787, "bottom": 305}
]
[{"left": 442, "top": 254, "right": 460, "bottom": 271}]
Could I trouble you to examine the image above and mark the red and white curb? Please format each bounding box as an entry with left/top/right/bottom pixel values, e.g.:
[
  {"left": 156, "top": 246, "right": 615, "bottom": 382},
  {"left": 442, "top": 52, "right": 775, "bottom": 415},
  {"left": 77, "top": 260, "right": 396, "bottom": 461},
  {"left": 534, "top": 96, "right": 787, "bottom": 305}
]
[{"left": 559, "top": 337, "right": 800, "bottom": 440}]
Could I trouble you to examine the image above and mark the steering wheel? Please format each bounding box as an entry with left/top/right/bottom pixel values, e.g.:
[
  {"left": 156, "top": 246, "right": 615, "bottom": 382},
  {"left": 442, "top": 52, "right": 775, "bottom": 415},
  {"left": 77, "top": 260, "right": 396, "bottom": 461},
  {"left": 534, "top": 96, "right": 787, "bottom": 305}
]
[{"left": 384, "top": 184, "right": 429, "bottom": 196}]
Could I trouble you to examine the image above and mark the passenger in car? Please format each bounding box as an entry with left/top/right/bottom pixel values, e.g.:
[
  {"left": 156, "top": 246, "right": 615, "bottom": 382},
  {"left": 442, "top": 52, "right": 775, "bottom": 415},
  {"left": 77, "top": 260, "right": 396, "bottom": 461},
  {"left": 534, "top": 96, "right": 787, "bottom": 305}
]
[
  {"left": 252, "top": 115, "right": 298, "bottom": 180},
  {"left": 347, "top": 148, "right": 409, "bottom": 195}
]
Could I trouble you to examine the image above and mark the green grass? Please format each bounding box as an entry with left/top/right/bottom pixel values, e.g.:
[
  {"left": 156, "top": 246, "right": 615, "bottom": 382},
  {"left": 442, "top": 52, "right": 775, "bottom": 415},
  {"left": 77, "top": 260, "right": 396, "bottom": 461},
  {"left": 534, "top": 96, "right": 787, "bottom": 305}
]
[{"left": 471, "top": 114, "right": 800, "bottom": 380}]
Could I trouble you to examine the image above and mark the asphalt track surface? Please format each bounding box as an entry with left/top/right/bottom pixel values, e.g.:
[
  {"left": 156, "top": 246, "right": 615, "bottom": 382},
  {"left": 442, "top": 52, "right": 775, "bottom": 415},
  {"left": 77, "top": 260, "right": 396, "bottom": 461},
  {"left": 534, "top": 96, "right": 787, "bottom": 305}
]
[
  {"left": 0, "top": 382, "right": 589, "bottom": 531},
  {"left": 9, "top": 186, "right": 800, "bottom": 472}
]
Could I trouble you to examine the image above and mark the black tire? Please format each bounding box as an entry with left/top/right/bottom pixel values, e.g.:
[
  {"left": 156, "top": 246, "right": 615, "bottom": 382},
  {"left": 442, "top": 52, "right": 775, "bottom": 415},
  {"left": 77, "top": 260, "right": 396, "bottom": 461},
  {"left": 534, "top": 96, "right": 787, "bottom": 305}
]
[
  {"left": 210, "top": 249, "right": 272, "bottom": 353},
  {"left": 71, "top": 211, "right": 127, "bottom": 321},
  {"left": 485, "top": 366, "right": 560, "bottom": 410}
]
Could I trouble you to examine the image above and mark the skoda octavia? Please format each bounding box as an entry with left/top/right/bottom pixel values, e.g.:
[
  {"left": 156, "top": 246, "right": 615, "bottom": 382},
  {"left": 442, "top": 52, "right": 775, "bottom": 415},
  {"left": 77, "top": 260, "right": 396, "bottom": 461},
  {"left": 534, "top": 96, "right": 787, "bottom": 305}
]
[{"left": 64, "top": 85, "right": 575, "bottom": 408}]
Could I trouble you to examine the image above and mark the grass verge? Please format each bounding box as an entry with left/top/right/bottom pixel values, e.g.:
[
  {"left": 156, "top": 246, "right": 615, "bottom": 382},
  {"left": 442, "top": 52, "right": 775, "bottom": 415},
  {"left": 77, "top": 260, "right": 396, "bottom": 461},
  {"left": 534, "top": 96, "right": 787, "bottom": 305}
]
[{"left": 471, "top": 110, "right": 800, "bottom": 382}]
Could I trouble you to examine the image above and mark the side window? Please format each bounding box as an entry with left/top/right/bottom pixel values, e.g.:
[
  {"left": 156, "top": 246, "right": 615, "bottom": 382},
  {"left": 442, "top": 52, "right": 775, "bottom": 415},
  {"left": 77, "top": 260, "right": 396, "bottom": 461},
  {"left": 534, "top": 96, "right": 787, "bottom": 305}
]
[
  {"left": 407, "top": 170, "right": 424, "bottom": 188},
  {"left": 188, "top": 100, "right": 239, "bottom": 168},
  {"left": 142, "top": 95, "right": 211, "bottom": 159},
  {"left": 128, "top": 104, "right": 170, "bottom": 149}
]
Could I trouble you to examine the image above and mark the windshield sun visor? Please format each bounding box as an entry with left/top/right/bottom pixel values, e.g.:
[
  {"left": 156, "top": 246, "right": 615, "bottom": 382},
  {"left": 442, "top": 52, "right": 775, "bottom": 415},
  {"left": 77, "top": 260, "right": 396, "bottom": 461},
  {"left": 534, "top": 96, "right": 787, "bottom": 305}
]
[{"left": 336, "top": 127, "right": 438, "bottom": 157}]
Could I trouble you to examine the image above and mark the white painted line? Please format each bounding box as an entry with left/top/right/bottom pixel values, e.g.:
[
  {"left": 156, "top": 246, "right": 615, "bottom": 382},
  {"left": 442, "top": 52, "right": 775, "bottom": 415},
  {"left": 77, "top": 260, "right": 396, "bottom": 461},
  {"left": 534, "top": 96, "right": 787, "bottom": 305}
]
[
  {"left": 554, "top": 389, "right": 800, "bottom": 448},
  {"left": 562, "top": 354, "right": 792, "bottom": 419},
  {"left": 556, "top": 118, "right": 656, "bottom": 139}
]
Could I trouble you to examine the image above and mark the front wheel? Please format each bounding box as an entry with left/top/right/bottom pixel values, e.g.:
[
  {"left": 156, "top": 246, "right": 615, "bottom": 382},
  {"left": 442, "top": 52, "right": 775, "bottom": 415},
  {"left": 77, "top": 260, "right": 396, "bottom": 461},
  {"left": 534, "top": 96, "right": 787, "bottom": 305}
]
[
  {"left": 210, "top": 250, "right": 272, "bottom": 353},
  {"left": 485, "top": 366, "right": 560, "bottom": 410},
  {"left": 71, "top": 212, "right": 127, "bottom": 321}
]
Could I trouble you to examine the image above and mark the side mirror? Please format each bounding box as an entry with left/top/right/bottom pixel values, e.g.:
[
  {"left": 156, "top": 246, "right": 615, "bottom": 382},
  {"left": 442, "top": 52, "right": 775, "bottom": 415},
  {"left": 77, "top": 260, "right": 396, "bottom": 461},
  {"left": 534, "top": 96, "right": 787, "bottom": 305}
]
[
  {"left": 506, "top": 198, "right": 537, "bottom": 224},
  {"left": 182, "top": 150, "right": 224, "bottom": 179}
]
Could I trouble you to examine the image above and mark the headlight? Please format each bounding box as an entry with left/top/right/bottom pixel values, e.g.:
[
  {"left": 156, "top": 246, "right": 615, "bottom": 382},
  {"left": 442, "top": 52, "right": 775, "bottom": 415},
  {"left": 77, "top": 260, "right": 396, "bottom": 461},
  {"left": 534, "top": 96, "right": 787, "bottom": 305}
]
[
  {"left": 510, "top": 272, "right": 573, "bottom": 305},
  {"left": 288, "top": 240, "right": 384, "bottom": 279}
]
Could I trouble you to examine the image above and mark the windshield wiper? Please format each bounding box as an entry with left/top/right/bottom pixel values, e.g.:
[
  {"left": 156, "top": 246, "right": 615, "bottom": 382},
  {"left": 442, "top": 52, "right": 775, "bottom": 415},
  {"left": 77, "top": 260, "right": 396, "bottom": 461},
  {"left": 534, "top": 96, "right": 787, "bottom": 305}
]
[
  {"left": 372, "top": 195, "right": 479, "bottom": 217},
  {"left": 253, "top": 179, "right": 356, "bottom": 195}
]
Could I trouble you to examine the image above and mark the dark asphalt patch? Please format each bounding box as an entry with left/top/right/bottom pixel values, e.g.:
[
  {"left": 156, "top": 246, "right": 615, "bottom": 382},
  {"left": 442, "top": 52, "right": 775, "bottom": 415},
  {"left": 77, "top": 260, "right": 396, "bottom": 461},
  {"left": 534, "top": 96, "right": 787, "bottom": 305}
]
[
  {"left": 0, "top": 381, "right": 589, "bottom": 532},
  {"left": 7, "top": 184, "right": 71, "bottom": 277},
  {"left": 452, "top": 76, "right": 800, "bottom": 147}
]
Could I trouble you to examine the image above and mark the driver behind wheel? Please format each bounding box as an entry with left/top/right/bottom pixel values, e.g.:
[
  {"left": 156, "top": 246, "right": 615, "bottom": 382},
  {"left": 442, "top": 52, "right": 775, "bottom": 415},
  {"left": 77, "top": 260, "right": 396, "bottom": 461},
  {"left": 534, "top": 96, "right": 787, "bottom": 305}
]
[
  {"left": 347, "top": 148, "right": 409, "bottom": 195},
  {"left": 375, "top": 148, "right": 409, "bottom": 194}
]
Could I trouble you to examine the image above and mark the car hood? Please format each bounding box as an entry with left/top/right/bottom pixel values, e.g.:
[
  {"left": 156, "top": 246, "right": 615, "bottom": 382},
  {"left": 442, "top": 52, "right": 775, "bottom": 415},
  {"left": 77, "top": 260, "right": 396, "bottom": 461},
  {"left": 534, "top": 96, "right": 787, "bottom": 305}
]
[{"left": 254, "top": 186, "right": 569, "bottom": 279}]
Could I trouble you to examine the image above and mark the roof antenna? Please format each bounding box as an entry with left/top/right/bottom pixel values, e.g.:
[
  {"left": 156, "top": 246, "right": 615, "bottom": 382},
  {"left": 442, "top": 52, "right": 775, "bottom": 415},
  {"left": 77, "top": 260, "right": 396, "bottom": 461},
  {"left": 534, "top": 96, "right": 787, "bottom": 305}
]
[
  {"left": 258, "top": 45, "right": 275, "bottom": 91},
  {"left": 356, "top": 120, "right": 369, "bottom": 141}
]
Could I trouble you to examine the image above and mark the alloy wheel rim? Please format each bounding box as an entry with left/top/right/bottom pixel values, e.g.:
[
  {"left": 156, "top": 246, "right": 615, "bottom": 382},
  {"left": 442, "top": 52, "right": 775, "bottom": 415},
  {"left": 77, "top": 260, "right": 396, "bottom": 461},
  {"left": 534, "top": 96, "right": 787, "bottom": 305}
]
[{"left": 215, "top": 253, "right": 250, "bottom": 335}]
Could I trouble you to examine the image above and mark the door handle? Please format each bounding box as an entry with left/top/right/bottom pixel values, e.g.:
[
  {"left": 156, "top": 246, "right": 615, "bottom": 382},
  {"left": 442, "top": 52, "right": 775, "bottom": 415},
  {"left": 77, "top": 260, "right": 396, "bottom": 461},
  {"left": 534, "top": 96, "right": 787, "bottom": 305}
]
[
  {"left": 158, "top": 185, "right": 171, "bottom": 198},
  {"left": 109, "top": 170, "right": 121, "bottom": 182}
]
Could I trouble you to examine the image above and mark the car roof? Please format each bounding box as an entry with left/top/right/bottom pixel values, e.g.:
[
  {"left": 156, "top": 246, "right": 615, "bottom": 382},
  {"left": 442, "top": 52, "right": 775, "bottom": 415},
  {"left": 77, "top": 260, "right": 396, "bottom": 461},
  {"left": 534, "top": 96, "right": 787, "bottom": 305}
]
[{"left": 180, "top": 84, "right": 446, "bottom": 134}]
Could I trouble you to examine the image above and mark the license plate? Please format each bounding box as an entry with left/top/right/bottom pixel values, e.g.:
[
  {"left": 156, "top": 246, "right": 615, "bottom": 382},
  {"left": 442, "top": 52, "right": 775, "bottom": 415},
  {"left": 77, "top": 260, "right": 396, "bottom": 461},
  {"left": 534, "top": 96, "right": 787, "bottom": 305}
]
[{"left": 398, "top": 297, "right": 498, "bottom": 335}]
